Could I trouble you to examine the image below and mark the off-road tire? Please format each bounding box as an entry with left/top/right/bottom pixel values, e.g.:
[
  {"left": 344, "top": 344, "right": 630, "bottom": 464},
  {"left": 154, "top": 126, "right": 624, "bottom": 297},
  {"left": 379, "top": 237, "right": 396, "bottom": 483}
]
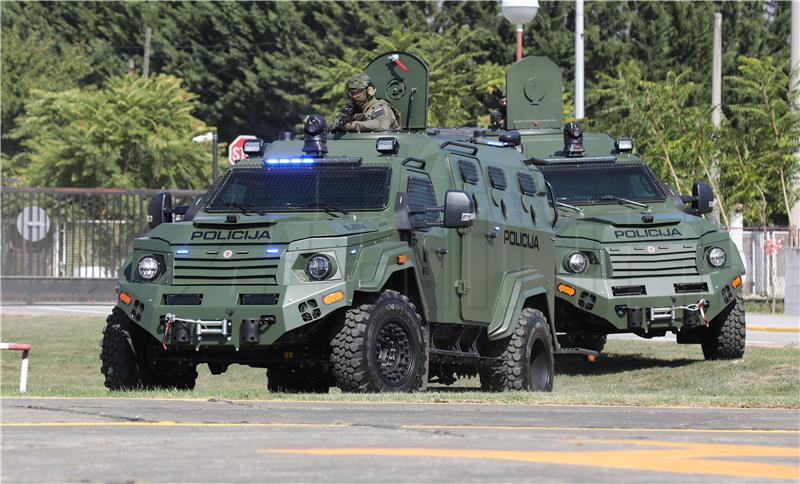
[
  {"left": 100, "top": 308, "right": 141, "bottom": 390},
  {"left": 480, "top": 308, "right": 554, "bottom": 392},
  {"left": 267, "top": 367, "right": 330, "bottom": 393},
  {"left": 101, "top": 307, "right": 198, "bottom": 390},
  {"left": 330, "top": 290, "right": 427, "bottom": 392},
  {"left": 702, "top": 296, "right": 745, "bottom": 360}
]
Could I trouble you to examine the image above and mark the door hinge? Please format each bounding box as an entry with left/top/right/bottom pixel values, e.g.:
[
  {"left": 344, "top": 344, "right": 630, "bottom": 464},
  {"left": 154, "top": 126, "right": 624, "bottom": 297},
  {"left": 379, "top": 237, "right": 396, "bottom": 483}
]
[{"left": 455, "top": 280, "right": 471, "bottom": 296}]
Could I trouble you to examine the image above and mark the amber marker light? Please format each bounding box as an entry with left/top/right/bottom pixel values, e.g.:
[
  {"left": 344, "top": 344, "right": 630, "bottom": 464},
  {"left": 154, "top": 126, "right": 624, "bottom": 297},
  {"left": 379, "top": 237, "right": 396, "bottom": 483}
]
[
  {"left": 323, "top": 290, "right": 344, "bottom": 305},
  {"left": 557, "top": 283, "right": 576, "bottom": 296},
  {"left": 118, "top": 291, "right": 132, "bottom": 305},
  {"left": 397, "top": 255, "right": 408, "bottom": 265},
  {"left": 731, "top": 275, "right": 742, "bottom": 289}
]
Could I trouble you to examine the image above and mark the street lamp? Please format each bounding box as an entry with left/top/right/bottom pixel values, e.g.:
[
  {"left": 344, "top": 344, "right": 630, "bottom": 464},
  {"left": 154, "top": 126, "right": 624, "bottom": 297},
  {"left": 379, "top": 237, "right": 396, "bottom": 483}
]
[
  {"left": 192, "top": 130, "right": 220, "bottom": 182},
  {"left": 502, "top": 0, "right": 540, "bottom": 62}
]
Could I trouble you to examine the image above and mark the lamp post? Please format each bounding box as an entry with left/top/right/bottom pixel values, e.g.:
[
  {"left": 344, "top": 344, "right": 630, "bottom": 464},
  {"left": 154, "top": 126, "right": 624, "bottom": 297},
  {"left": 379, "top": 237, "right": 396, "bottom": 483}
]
[
  {"left": 192, "top": 130, "right": 219, "bottom": 182},
  {"left": 502, "top": 0, "right": 540, "bottom": 62}
]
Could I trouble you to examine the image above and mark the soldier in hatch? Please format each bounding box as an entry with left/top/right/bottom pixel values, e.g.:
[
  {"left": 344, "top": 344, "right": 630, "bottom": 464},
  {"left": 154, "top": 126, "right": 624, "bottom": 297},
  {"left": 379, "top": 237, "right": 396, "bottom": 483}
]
[
  {"left": 489, "top": 86, "right": 507, "bottom": 131},
  {"left": 333, "top": 73, "right": 399, "bottom": 132}
]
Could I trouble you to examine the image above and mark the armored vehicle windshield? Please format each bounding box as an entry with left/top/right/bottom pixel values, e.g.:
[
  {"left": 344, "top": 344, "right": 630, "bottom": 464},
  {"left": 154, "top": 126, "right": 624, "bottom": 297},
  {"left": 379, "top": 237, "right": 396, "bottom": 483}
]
[
  {"left": 206, "top": 165, "right": 392, "bottom": 213},
  {"left": 541, "top": 163, "right": 667, "bottom": 205}
]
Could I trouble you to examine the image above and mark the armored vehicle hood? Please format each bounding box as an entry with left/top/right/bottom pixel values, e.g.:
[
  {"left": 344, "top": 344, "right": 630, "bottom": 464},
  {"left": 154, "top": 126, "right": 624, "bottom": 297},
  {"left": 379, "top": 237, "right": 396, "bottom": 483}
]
[
  {"left": 556, "top": 208, "right": 716, "bottom": 243},
  {"left": 145, "top": 217, "right": 388, "bottom": 248}
]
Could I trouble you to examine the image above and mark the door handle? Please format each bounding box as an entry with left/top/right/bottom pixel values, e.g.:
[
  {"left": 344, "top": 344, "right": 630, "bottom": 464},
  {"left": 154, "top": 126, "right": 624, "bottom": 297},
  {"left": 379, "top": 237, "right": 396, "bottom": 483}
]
[{"left": 435, "top": 248, "right": 448, "bottom": 256}]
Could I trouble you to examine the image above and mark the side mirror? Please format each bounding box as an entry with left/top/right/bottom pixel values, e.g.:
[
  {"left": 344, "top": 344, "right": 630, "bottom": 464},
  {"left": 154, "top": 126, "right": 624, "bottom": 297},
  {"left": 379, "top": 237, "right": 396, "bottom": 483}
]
[
  {"left": 442, "top": 190, "right": 475, "bottom": 228},
  {"left": 147, "top": 192, "right": 173, "bottom": 229},
  {"left": 691, "top": 182, "right": 714, "bottom": 215}
]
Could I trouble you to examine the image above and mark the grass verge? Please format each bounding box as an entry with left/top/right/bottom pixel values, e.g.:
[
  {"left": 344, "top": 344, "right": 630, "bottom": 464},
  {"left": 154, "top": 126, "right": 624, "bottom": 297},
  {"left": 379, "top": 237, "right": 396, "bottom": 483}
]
[{"left": 2, "top": 314, "right": 798, "bottom": 407}]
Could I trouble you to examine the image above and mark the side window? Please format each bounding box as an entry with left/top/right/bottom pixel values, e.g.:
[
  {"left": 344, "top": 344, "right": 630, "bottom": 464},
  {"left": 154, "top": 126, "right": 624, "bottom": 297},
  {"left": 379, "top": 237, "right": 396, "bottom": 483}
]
[
  {"left": 407, "top": 176, "right": 439, "bottom": 227},
  {"left": 488, "top": 166, "right": 507, "bottom": 190},
  {"left": 457, "top": 158, "right": 482, "bottom": 215},
  {"left": 459, "top": 159, "right": 480, "bottom": 184},
  {"left": 518, "top": 172, "right": 537, "bottom": 226},
  {"left": 517, "top": 172, "right": 536, "bottom": 196}
]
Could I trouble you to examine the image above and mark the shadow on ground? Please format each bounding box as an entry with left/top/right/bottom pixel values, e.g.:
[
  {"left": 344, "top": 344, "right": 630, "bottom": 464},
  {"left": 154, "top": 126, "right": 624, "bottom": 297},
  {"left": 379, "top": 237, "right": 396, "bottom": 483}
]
[{"left": 555, "top": 353, "right": 698, "bottom": 376}]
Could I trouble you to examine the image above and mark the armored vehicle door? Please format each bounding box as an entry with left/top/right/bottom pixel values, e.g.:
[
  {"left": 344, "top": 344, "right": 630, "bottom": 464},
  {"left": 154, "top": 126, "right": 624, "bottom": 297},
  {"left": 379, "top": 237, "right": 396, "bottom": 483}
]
[
  {"left": 405, "top": 170, "right": 461, "bottom": 323},
  {"left": 365, "top": 51, "right": 428, "bottom": 130},
  {"left": 506, "top": 56, "right": 562, "bottom": 130},
  {"left": 449, "top": 154, "right": 505, "bottom": 324}
]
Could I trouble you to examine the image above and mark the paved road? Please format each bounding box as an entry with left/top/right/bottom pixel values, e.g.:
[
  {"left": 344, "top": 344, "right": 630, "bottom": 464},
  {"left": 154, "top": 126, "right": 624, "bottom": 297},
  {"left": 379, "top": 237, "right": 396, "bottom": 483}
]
[
  {"left": 1, "top": 398, "right": 798, "bottom": 482},
  {"left": 3, "top": 305, "right": 797, "bottom": 347}
]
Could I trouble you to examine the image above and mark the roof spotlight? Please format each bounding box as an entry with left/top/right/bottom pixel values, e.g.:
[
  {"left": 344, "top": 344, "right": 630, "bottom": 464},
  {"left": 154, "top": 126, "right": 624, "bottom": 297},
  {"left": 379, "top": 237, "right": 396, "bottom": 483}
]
[
  {"left": 563, "top": 121, "right": 585, "bottom": 157},
  {"left": 615, "top": 137, "right": 633, "bottom": 153},
  {"left": 376, "top": 137, "right": 399, "bottom": 155}
]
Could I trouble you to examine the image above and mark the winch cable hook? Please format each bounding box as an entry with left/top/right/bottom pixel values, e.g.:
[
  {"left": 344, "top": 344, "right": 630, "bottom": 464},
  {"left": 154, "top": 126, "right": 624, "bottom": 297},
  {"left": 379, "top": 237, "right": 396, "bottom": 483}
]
[{"left": 162, "top": 314, "right": 174, "bottom": 351}]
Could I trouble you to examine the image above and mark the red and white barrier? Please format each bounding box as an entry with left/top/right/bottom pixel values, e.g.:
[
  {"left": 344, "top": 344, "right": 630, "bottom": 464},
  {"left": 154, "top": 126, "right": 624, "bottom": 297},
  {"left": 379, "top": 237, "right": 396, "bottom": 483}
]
[{"left": 0, "top": 343, "right": 31, "bottom": 393}]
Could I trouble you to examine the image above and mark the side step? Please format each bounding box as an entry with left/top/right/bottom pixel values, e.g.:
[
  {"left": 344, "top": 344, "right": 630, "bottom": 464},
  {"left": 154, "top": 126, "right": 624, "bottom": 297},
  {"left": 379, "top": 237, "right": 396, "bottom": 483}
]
[{"left": 555, "top": 347, "right": 600, "bottom": 358}]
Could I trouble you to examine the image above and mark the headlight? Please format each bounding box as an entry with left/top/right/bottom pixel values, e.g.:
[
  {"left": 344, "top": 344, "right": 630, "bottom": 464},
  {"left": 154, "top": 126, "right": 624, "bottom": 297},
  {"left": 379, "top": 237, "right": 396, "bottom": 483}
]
[
  {"left": 565, "top": 252, "right": 588, "bottom": 274},
  {"left": 305, "top": 254, "right": 332, "bottom": 281},
  {"left": 707, "top": 247, "right": 726, "bottom": 268},
  {"left": 137, "top": 256, "right": 160, "bottom": 281}
]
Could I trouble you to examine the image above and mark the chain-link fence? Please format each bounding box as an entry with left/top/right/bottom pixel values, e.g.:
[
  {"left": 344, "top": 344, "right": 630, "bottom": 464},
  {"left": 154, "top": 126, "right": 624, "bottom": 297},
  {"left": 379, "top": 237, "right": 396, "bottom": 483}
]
[{"left": 739, "top": 228, "right": 790, "bottom": 299}]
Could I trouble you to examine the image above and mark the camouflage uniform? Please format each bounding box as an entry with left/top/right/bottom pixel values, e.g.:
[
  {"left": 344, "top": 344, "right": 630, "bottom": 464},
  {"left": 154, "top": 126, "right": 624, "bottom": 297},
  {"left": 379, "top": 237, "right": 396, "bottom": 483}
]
[{"left": 338, "top": 73, "right": 399, "bottom": 132}]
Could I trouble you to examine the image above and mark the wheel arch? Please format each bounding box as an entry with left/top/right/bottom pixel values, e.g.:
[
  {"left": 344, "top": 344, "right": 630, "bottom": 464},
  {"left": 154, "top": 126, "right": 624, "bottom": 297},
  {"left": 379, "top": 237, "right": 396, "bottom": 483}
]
[
  {"left": 487, "top": 270, "right": 556, "bottom": 347},
  {"left": 354, "top": 266, "right": 430, "bottom": 322}
]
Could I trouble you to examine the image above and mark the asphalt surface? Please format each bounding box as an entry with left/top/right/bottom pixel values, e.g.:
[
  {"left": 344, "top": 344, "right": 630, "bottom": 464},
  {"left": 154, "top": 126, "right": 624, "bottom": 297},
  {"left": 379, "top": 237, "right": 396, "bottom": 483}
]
[
  {"left": 1, "top": 398, "right": 798, "bottom": 483},
  {"left": 1, "top": 307, "right": 798, "bottom": 482},
  {"left": 3, "top": 305, "right": 798, "bottom": 347}
]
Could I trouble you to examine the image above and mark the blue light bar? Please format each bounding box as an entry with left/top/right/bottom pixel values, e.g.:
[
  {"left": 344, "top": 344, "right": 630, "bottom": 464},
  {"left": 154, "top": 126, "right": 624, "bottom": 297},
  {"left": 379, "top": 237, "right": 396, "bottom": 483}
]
[
  {"left": 349, "top": 248, "right": 357, "bottom": 255},
  {"left": 264, "top": 157, "right": 315, "bottom": 166},
  {"left": 176, "top": 248, "right": 190, "bottom": 255},
  {"left": 266, "top": 248, "right": 281, "bottom": 255},
  {"left": 483, "top": 140, "right": 506, "bottom": 147}
]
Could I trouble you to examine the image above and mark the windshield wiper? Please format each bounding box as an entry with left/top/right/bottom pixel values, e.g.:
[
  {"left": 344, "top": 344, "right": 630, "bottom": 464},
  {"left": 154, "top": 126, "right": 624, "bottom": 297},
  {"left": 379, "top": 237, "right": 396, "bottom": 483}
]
[
  {"left": 599, "top": 195, "right": 649, "bottom": 209},
  {"left": 555, "top": 201, "right": 584, "bottom": 215},
  {"left": 224, "top": 202, "right": 265, "bottom": 216},
  {"left": 303, "top": 202, "right": 349, "bottom": 216}
]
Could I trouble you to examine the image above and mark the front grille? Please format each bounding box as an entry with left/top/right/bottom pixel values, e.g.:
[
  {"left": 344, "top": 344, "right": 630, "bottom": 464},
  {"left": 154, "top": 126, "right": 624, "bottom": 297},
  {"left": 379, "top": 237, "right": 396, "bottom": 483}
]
[
  {"left": 607, "top": 244, "right": 697, "bottom": 279},
  {"left": 173, "top": 256, "right": 279, "bottom": 286}
]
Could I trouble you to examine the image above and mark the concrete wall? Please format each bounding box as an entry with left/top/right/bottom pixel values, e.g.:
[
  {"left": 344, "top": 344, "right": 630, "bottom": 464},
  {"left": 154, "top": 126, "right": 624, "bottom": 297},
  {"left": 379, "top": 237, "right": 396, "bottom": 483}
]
[{"left": 1, "top": 278, "right": 116, "bottom": 304}]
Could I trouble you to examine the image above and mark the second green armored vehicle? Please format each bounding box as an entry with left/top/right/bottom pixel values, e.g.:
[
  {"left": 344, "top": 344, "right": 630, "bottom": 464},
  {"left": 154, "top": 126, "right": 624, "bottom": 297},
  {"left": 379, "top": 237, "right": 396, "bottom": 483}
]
[
  {"left": 491, "top": 56, "right": 746, "bottom": 359},
  {"left": 100, "top": 52, "right": 560, "bottom": 393}
]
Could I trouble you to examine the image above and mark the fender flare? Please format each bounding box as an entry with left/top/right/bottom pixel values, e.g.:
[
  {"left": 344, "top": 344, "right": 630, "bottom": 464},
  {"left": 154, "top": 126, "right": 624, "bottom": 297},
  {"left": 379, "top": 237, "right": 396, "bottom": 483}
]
[{"left": 487, "top": 270, "right": 555, "bottom": 344}]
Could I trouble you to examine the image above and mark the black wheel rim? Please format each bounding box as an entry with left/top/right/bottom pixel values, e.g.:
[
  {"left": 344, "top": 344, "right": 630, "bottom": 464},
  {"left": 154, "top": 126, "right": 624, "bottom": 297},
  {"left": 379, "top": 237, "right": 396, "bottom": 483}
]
[
  {"left": 375, "top": 319, "right": 413, "bottom": 386},
  {"left": 529, "top": 339, "right": 551, "bottom": 391}
]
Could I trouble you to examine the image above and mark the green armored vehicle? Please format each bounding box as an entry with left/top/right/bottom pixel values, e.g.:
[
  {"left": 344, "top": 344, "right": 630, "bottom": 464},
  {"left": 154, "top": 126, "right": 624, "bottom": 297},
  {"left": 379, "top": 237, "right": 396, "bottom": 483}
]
[
  {"left": 487, "top": 56, "right": 746, "bottom": 359},
  {"left": 101, "top": 52, "right": 559, "bottom": 393}
]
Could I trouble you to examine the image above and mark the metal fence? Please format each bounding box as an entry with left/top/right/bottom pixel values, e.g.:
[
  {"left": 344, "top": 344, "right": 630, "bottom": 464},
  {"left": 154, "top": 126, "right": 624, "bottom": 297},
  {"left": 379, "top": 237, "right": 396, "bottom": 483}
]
[
  {"left": 739, "top": 228, "right": 791, "bottom": 299},
  {"left": 2, "top": 187, "right": 201, "bottom": 279}
]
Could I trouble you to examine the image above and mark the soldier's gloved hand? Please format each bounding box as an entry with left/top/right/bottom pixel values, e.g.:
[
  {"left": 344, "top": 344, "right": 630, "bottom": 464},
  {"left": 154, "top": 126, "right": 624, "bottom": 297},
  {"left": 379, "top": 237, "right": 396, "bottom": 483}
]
[
  {"left": 352, "top": 113, "right": 367, "bottom": 122},
  {"left": 342, "top": 122, "right": 360, "bottom": 132}
]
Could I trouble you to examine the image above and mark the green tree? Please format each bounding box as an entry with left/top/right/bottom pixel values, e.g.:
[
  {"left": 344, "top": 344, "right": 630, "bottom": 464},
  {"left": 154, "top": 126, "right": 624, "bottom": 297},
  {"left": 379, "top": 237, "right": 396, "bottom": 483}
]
[
  {"left": 11, "top": 75, "right": 212, "bottom": 189},
  {"left": 0, "top": 26, "right": 93, "bottom": 165},
  {"left": 726, "top": 56, "right": 800, "bottom": 230}
]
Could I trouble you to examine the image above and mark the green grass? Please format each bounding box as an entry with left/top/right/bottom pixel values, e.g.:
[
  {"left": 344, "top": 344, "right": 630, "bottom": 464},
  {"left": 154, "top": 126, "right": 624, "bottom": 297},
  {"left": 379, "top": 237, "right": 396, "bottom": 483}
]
[{"left": 2, "top": 314, "right": 798, "bottom": 408}]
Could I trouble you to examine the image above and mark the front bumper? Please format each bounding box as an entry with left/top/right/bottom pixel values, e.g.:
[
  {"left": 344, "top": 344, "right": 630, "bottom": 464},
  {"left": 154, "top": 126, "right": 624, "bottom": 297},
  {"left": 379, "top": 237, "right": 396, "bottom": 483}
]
[
  {"left": 555, "top": 270, "right": 743, "bottom": 334},
  {"left": 117, "top": 280, "right": 351, "bottom": 348}
]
